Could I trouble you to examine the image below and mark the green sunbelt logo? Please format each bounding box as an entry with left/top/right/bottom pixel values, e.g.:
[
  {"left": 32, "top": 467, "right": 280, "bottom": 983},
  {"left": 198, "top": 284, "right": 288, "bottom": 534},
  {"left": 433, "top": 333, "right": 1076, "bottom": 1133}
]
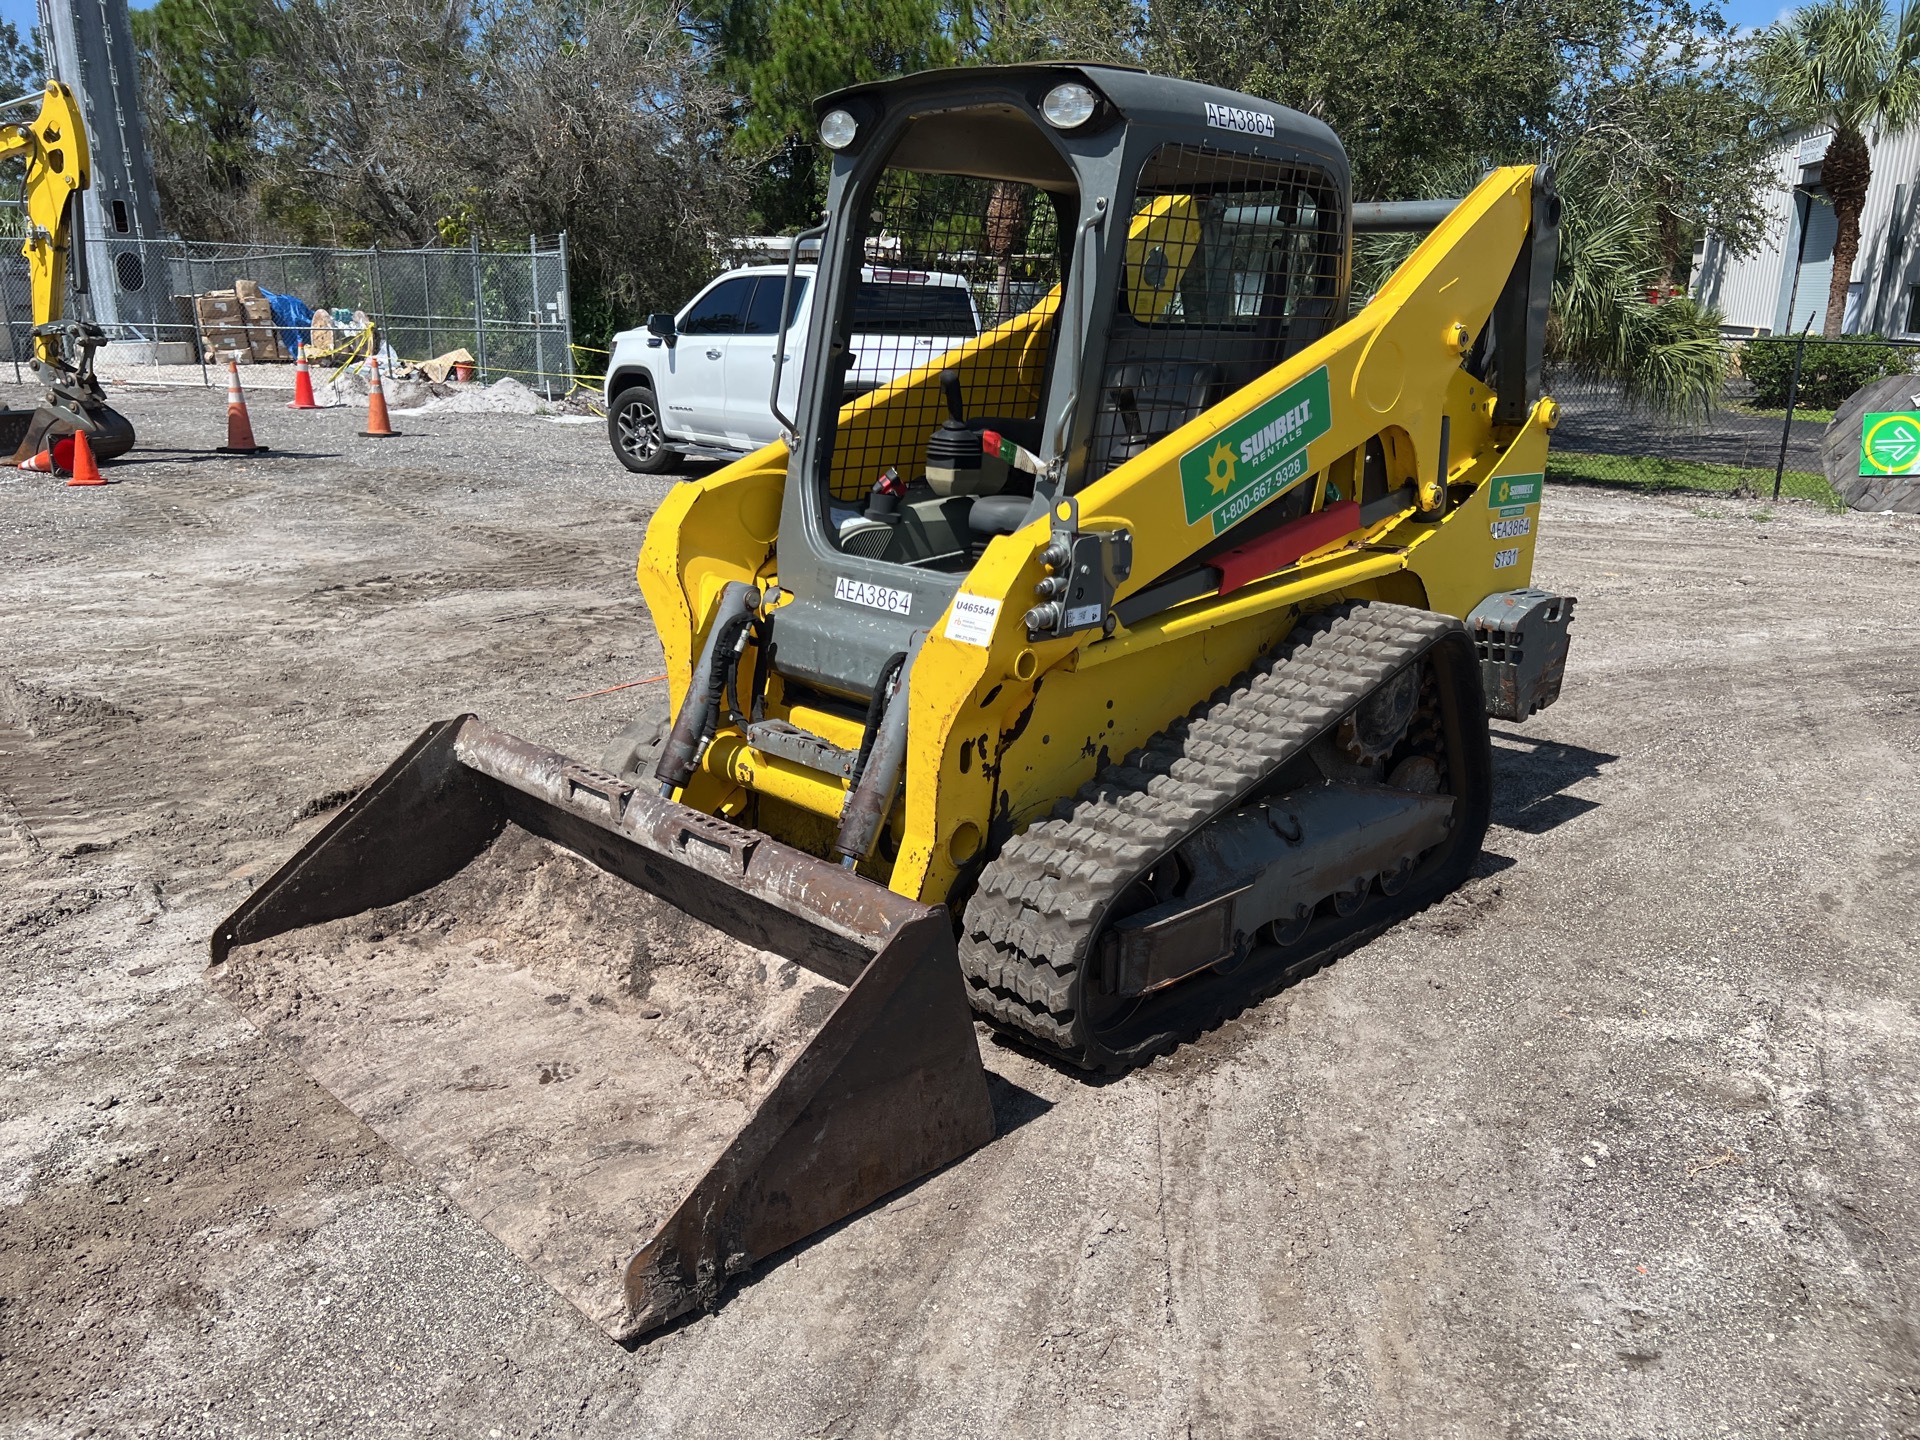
[
  {"left": 1489, "top": 473, "right": 1542, "bottom": 508},
  {"left": 1180, "top": 367, "right": 1332, "bottom": 534}
]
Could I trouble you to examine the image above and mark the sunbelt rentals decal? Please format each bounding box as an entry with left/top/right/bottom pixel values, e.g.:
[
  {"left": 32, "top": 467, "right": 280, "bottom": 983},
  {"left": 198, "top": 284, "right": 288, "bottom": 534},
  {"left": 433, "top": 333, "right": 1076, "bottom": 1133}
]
[
  {"left": 1180, "top": 366, "right": 1332, "bottom": 535},
  {"left": 1487, "top": 472, "right": 1542, "bottom": 509},
  {"left": 1486, "top": 471, "right": 1541, "bottom": 573}
]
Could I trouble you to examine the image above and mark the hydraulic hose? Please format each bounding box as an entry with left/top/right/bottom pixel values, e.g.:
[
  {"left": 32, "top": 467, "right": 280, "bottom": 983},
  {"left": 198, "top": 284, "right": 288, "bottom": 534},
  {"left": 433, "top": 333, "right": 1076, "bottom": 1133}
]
[
  {"left": 845, "top": 651, "right": 908, "bottom": 794},
  {"left": 835, "top": 633, "right": 927, "bottom": 864},
  {"left": 704, "top": 612, "right": 754, "bottom": 728},
  {"left": 653, "top": 581, "right": 760, "bottom": 794}
]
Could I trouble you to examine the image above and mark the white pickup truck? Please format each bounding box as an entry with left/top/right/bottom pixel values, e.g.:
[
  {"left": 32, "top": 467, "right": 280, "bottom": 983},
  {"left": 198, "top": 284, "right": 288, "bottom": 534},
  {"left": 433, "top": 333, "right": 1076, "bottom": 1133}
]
[{"left": 603, "top": 264, "right": 982, "bottom": 474}]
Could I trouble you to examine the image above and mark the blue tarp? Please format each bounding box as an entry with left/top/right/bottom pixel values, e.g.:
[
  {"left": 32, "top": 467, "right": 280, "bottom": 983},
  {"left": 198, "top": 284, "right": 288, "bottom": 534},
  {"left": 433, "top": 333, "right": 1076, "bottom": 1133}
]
[{"left": 260, "top": 287, "right": 314, "bottom": 354}]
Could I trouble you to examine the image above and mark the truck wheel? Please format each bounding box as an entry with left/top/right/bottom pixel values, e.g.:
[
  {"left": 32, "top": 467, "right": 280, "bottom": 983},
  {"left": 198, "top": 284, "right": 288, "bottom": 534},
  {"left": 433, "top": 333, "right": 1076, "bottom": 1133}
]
[{"left": 609, "top": 384, "right": 681, "bottom": 475}]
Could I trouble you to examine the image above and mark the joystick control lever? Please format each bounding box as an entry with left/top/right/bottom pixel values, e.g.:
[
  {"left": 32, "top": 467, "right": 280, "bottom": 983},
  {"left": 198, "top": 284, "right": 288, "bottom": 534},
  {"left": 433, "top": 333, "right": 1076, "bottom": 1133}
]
[{"left": 940, "top": 369, "right": 966, "bottom": 424}]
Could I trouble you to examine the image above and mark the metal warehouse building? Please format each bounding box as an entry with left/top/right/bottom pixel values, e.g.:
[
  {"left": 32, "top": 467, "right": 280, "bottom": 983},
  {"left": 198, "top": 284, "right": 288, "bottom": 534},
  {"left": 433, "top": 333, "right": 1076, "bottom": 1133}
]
[{"left": 1693, "top": 126, "right": 1920, "bottom": 337}]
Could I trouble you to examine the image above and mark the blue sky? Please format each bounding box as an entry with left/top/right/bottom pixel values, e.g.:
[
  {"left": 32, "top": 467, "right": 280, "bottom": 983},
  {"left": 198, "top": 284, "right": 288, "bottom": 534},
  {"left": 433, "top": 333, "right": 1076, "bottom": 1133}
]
[
  {"left": 1723, "top": 0, "right": 1795, "bottom": 29},
  {"left": 0, "top": 0, "right": 34, "bottom": 49}
]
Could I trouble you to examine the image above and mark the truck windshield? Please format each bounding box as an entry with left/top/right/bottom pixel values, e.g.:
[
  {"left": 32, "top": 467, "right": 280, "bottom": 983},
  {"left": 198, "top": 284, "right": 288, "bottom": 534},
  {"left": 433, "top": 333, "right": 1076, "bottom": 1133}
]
[{"left": 851, "top": 282, "right": 978, "bottom": 337}]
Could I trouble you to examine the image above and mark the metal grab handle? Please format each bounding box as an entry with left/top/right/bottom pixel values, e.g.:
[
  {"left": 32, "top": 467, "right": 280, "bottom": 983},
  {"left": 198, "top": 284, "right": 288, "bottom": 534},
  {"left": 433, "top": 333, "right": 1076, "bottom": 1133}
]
[
  {"left": 770, "top": 217, "right": 830, "bottom": 440},
  {"left": 1048, "top": 200, "right": 1109, "bottom": 476},
  {"left": 706, "top": 348, "right": 722, "bottom": 360}
]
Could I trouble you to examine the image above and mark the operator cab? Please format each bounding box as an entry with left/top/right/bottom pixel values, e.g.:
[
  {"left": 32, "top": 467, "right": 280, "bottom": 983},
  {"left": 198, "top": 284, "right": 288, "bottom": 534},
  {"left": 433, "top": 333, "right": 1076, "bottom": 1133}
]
[{"left": 768, "top": 65, "right": 1351, "bottom": 702}]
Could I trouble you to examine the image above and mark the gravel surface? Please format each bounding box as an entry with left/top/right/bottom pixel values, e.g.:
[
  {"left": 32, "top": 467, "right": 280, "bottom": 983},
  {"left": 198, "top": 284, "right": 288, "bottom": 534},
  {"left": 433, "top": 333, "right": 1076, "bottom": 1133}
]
[{"left": 3, "top": 382, "right": 1919, "bottom": 1438}]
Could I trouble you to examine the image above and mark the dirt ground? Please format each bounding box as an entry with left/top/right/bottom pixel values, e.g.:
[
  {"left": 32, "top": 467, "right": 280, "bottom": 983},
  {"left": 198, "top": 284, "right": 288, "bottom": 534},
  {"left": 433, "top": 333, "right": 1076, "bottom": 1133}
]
[{"left": 3, "top": 380, "right": 1919, "bottom": 1439}]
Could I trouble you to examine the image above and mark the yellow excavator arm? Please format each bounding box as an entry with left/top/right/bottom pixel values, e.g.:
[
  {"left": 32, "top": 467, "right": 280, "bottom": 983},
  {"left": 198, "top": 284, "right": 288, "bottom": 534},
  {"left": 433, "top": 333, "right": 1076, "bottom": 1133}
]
[
  {"left": 0, "top": 81, "right": 134, "bottom": 464},
  {"left": 0, "top": 82, "right": 89, "bottom": 368}
]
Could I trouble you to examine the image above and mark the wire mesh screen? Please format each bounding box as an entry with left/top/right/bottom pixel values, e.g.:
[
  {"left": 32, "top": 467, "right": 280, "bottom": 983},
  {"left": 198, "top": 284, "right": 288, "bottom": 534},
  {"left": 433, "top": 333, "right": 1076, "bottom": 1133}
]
[
  {"left": 821, "top": 168, "right": 1068, "bottom": 510},
  {"left": 0, "top": 229, "right": 574, "bottom": 396},
  {"left": 1089, "top": 144, "right": 1343, "bottom": 488}
]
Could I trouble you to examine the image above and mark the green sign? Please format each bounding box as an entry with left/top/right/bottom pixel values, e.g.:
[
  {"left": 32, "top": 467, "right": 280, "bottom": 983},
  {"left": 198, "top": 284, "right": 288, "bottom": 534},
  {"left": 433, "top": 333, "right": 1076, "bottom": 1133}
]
[
  {"left": 1860, "top": 413, "right": 1920, "bottom": 476},
  {"left": 1180, "top": 366, "right": 1332, "bottom": 534},
  {"left": 1488, "top": 472, "right": 1543, "bottom": 508}
]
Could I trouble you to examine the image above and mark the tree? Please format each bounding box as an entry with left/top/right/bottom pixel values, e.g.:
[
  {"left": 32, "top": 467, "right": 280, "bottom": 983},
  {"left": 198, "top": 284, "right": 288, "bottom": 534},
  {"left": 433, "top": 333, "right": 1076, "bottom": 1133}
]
[
  {"left": 965, "top": 0, "right": 1139, "bottom": 65},
  {"left": 130, "top": 0, "right": 272, "bottom": 239},
  {"left": 695, "top": 0, "right": 1136, "bottom": 233},
  {"left": 714, "top": 0, "right": 955, "bottom": 231},
  {"left": 733, "top": 0, "right": 954, "bottom": 153},
  {"left": 252, "top": 0, "right": 473, "bottom": 247},
  {"left": 1559, "top": 10, "right": 1780, "bottom": 283},
  {"left": 1757, "top": 0, "right": 1920, "bottom": 337},
  {"left": 452, "top": 0, "right": 749, "bottom": 334},
  {"left": 1152, "top": 0, "right": 1775, "bottom": 409},
  {"left": 1539, "top": 9, "right": 1780, "bottom": 407},
  {"left": 249, "top": 0, "right": 745, "bottom": 343},
  {"left": 120, "top": 0, "right": 1780, "bottom": 388},
  {"left": 0, "top": 19, "right": 40, "bottom": 238},
  {"left": 1143, "top": 0, "right": 1569, "bottom": 199},
  {"left": 1547, "top": 136, "right": 1736, "bottom": 412},
  {"left": 0, "top": 18, "right": 38, "bottom": 95}
]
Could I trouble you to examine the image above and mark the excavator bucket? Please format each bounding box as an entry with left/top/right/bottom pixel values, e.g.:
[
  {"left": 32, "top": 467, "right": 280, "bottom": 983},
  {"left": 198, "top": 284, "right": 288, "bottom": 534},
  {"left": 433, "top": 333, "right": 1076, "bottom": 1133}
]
[
  {"left": 0, "top": 401, "right": 137, "bottom": 466},
  {"left": 209, "top": 716, "right": 995, "bottom": 1343}
]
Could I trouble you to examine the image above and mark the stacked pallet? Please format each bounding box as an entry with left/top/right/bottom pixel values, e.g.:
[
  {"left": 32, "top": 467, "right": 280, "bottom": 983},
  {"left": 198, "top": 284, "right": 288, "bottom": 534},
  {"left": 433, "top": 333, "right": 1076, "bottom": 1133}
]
[{"left": 196, "top": 278, "right": 290, "bottom": 363}]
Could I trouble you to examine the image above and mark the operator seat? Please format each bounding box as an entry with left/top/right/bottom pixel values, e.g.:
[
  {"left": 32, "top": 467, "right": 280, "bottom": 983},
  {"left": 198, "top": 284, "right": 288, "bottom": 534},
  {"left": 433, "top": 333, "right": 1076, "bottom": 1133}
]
[{"left": 1092, "top": 359, "right": 1224, "bottom": 479}]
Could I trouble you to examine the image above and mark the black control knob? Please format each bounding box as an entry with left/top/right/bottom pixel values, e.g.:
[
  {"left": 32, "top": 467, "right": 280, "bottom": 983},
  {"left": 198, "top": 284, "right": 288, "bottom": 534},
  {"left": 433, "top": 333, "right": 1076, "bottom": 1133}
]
[{"left": 940, "top": 369, "right": 965, "bottom": 423}]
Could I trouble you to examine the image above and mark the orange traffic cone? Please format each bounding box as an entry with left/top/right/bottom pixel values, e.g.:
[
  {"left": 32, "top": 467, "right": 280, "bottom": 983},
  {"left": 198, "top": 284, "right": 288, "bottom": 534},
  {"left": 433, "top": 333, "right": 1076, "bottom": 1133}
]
[
  {"left": 17, "top": 448, "right": 54, "bottom": 472},
  {"left": 361, "top": 356, "right": 399, "bottom": 438},
  {"left": 65, "top": 429, "right": 103, "bottom": 486},
  {"left": 216, "top": 360, "right": 267, "bottom": 454},
  {"left": 288, "top": 342, "right": 320, "bottom": 410}
]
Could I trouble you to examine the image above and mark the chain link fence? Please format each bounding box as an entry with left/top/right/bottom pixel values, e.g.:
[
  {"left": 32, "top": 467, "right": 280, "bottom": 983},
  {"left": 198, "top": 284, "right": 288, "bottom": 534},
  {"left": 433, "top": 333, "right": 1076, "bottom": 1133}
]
[
  {"left": 0, "top": 227, "right": 1892, "bottom": 504},
  {"left": 0, "top": 230, "right": 576, "bottom": 397},
  {"left": 1543, "top": 335, "right": 1920, "bottom": 512}
]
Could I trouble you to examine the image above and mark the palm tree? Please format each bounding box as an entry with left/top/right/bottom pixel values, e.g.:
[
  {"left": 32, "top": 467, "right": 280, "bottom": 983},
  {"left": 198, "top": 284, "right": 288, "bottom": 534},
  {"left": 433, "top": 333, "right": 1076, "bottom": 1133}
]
[
  {"left": 1351, "top": 137, "right": 1736, "bottom": 415},
  {"left": 1758, "top": 0, "right": 1920, "bottom": 338}
]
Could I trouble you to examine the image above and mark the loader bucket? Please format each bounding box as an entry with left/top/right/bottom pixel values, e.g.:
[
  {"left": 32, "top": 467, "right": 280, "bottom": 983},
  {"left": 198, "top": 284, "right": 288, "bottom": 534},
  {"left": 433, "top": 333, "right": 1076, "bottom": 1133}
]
[{"left": 209, "top": 716, "right": 996, "bottom": 1342}]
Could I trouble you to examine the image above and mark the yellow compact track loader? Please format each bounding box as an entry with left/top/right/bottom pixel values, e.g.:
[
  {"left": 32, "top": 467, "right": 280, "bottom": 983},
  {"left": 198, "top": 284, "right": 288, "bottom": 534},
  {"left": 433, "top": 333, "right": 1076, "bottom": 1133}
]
[{"left": 214, "top": 65, "right": 1576, "bottom": 1343}]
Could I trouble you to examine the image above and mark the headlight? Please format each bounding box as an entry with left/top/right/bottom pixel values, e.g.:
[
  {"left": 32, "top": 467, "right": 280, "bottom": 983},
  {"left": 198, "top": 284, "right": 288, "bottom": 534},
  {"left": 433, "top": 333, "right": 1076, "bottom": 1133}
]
[
  {"left": 1041, "top": 83, "right": 1097, "bottom": 129},
  {"left": 820, "top": 108, "right": 859, "bottom": 150}
]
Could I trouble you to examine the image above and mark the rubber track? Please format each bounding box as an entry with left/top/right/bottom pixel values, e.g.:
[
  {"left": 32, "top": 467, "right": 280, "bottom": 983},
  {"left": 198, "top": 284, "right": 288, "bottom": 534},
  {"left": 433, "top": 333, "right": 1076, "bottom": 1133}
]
[{"left": 957, "top": 601, "right": 1465, "bottom": 1067}]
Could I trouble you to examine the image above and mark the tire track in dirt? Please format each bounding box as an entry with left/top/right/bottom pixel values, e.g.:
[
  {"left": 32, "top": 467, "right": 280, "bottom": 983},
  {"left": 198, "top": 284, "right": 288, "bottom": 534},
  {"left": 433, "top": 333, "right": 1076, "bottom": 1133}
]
[
  {"left": 9, "top": 392, "right": 1920, "bottom": 1436},
  {"left": 0, "top": 675, "right": 153, "bottom": 869}
]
